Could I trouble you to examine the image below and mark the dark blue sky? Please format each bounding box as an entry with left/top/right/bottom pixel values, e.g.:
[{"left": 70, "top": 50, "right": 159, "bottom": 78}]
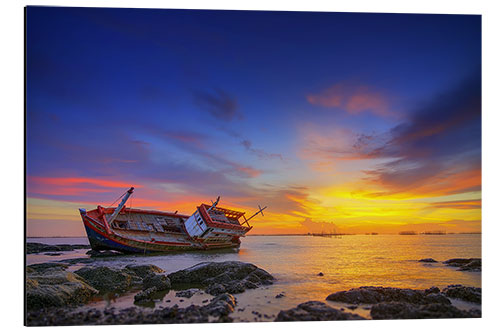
[{"left": 26, "top": 7, "right": 481, "bottom": 235}]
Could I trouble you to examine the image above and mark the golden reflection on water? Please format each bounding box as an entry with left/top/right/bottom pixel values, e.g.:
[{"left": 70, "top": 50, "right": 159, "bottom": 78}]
[{"left": 237, "top": 234, "right": 481, "bottom": 304}]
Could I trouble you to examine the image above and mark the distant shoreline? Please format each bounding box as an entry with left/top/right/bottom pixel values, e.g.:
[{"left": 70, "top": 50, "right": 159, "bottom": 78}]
[{"left": 27, "top": 232, "right": 482, "bottom": 238}]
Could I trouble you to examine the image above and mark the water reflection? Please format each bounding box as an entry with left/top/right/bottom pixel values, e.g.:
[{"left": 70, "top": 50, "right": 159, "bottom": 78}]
[{"left": 27, "top": 234, "right": 481, "bottom": 316}]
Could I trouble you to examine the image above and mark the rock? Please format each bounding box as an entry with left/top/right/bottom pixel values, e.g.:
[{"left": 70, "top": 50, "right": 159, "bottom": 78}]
[
  {"left": 205, "top": 283, "right": 226, "bottom": 295},
  {"left": 125, "top": 264, "right": 164, "bottom": 278},
  {"left": 27, "top": 243, "right": 90, "bottom": 254},
  {"left": 423, "top": 293, "right": 450, "bottom": 304},
  {"left": 26, "top": 263, "right": 98, "bottom": 310},
  {"left": 443, "top": 285, "right": 481, "bottom": 304},
  {"left": 275, "top": 301, "right": 366, "bottom": 321},
  {"left": 74, "top": 266, "right": 140, "bottom": 293},
  {"left": 203, "top": 293, "right": 237, "bottom": 317},
  {"left": 176, "top": 288, "right": 200, "bottom": 298},
  {"left": 142, "top": 274, "right": 171, "bottom": 291},
  {"left": 424, "top": 286, "right": 440, "bottom": 295},
  {"left": 419, "top": 258, "right": 437, "bottom": 263},
  {"left": 326, "top": 286, "right": 451, "bottom": 305},
  {"left": 444, "top": 258, "right": 481, "bottom": 272},
  {"left": 26, "top": 293, "right": 237, "bottom": 325},
  {"left": 73, "top": 264, "right": 168, "bottom": 292},
  {"left": 86, "top": 250, "right": 122, "bottom": 257},
  {"left": 167, "top": 261, "right": 274, "bottom": 295},
  {"left": 459, "top": 259, "right": 482, "bottom": 271},
  {"left": 59, "top": 258, "right": 95, "bottom": 265},
  {"left": 28, "top": 262, "right": 69, "bottom": 272},
  {"left": 134, "top": 287, "right": 159, "bottom": 303},
  {"left": 444, "top": 258, "right": 478, "bottom": 266},
  {"left": 275, "top": 293, "right": 285, "bottom": 298},
  {"left": 318, "top": 272, "right": 324, "bottom": 276},
  {"left": 370, "top": 302, "right": 481, "bottom": 319}
]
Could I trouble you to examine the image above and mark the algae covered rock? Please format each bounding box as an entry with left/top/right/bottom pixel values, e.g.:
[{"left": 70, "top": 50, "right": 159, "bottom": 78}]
[
  {"left": 326, "top": 286, "right": 451, "bottom": 305},
  {"left": 419, "top": 258, "right": 437, "bottom": 263},
  {"left": 27, "top": 292, "right": 238, "bottom": 325},
  {"left": 134, "top": 287, "right": 159, "bottom": 303},
  {"left": 370, "top": 301, "right": 481, "bottom": 319},
  {"left": 74, "top": 266, "right": 140, "bottom": 293},
  {"left": 26, "top": 263, "right": 98, "bottom": 310},
  {"left": 168, "top": 261, "right": 274, "bottom": 295},
  {"left": 443, "top": 284, "right": 481, "bottom": 304},
  {"left": 142, "top": 273, "right": 171, "bottom": 291},
  {"left": 444, "top": 258, "right": 481, "bottom": 272},
  {"left": 27, "top": 243, "right": 90, "bottom": 254},
  {"left": 176, "top": 288, "right": 200, "bottom": 298},
  {"left": 275, "top": 301, "right": 366, "bottom": 321},
  {"left": 125, "top": 264, "right": 165, "bottom": 278}
]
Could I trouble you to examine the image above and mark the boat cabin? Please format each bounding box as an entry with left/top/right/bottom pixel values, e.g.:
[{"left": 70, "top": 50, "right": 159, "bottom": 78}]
[{"left": 184, "top": 204, "right": 251, "bottom": 243}]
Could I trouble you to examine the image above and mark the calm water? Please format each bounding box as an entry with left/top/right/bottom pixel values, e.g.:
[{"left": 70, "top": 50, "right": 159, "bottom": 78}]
[{"left": 27, "top": 234, "right": 481, "bottom": 320}]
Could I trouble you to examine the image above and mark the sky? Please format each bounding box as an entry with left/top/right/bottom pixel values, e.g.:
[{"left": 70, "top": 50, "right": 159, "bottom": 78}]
[{"left": 26, "top": 7, "right": 481, "bottom": 236}]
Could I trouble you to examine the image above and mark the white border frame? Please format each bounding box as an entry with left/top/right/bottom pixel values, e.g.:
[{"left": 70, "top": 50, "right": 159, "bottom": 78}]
[{"left": 2, "top": 1, "right": 499, "bottom": 332}]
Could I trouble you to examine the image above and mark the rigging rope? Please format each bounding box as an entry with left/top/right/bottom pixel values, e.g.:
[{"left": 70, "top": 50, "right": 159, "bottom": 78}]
[
  {"left": 108, "top": 191, "right": 126, "bottom": 208},
  {"left": 128, "top": 194, "right": 133, "bottom": 223}
]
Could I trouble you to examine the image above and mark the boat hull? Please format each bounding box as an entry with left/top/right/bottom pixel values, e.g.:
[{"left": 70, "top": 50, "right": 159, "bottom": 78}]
[{"left": 81, "top": 213, "right": 240, "bottom": 253}]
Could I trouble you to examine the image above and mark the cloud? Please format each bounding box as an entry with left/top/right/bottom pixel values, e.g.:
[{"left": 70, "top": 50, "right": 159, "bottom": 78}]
[
  {"left": 361, "top": 74, "right": 481, "bottom": 197},
  {"left": 300, "top": 126, "right": 390, "bottom": 163},
  {"left": 363, "top": 167, "right": 481, "bottom": 198},
  {"left": 240, "top": 140, "right": 284, "bottom": 161},
  {"left": 299, "top": 218, "right": 339, "bottom": 233},
  {"left": 427, "top": 199, "right": 481, "bottom": 210},
  {"left": 29, "top": 176, "right": 135, "bottom": 189},
  {"left": 194, "top": 89, "right": 242, "bottom": 121},
  {"left": 307, "top": 82, "right": 392, "bottom": 116},
  {"left": 26, "top": 106, "right": 266, "bottom": 209},
  {"left": 301, "top": 74, "right": 481, "bottom": 199}
]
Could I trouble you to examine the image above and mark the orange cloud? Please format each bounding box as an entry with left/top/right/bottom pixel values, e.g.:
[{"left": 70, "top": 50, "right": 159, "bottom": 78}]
[
  {"left": 427, "top": 199, "right": 481, "bottom": 210},
  {"left": 27, "top": 176, "right": 139, "bottom": 197},
  {"left": 307, "top": 83, "right": 392, "bottom": 116},
  {"left": 361, "top": 167, "right": 481, "bottom": 199},
  {"left": 236, "top": 166, "right": 261, "bottom": 178},
  {"left": 29, "top": 176, "right": 135, "bottom": 188}
]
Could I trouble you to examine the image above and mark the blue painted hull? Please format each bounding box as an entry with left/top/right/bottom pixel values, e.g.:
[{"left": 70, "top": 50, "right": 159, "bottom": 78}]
[{"left": 84, "top": 224, "right": 150, "bottom": 253}]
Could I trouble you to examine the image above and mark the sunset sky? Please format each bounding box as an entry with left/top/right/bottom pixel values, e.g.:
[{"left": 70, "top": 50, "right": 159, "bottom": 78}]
[{"left": 26, "top": 7, "right": 481, "bottom": 236}]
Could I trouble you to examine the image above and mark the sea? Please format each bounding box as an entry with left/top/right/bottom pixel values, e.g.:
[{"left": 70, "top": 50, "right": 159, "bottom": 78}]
[{"left": 26, "top": 234, "right": 481, "bottom": 321}]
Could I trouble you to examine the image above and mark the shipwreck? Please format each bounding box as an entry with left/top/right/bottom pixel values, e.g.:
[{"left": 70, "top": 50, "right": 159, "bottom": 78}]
[{"left": 79, "top": 187, "right": 266, "bottom": 253}]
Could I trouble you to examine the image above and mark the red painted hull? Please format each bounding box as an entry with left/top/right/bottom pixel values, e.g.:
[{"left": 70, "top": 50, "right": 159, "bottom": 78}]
[{"left": 80, "top": 209, "right": 241, "bottom": 253}]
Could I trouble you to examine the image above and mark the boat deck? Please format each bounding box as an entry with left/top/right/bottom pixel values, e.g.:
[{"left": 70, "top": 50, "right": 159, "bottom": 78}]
[
  {"left": 111, "top": 228, "right": 191, "bottom": 243},
  {"left": 107, "top": 211, "right": 186, "bottom": 233}
]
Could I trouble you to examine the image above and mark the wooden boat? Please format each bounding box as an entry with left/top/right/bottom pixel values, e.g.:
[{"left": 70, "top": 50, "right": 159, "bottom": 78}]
[{"left": 79, "top": 187, "right": 266, "bottom": 253}]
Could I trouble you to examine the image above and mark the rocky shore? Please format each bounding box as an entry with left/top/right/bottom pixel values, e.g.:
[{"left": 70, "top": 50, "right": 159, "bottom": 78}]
[
  {"left": 27, "top": 293, "right": 238, "bottom": 325},
  {"left": 273, "top": 284, "right": 481, "bottom": 322},
  {"left": 25, "top": 244, "right": 482, "bottom": 325},
  {"left": 26, "top": 259, "right": 276, "bottom": 325},
  {"left": 418, "top": 257, "right": 481, "bottom": 272},
  {"left": 27, "top": 242, "right": 90, "bottom": 254},
  {"left": 444, "top": 258, "right": 482, "bottom": 272}
]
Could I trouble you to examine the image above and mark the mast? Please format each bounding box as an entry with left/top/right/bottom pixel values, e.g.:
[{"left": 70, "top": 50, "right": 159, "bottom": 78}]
[
  {"left": 107, "top": 187, "right": 134, "bottom": 226},
  {"left": 243, "top": 205, "right": 267, "bottom": 226},
  {"left": 207, "top": 196, "right": 220, "bottom": 212}
]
